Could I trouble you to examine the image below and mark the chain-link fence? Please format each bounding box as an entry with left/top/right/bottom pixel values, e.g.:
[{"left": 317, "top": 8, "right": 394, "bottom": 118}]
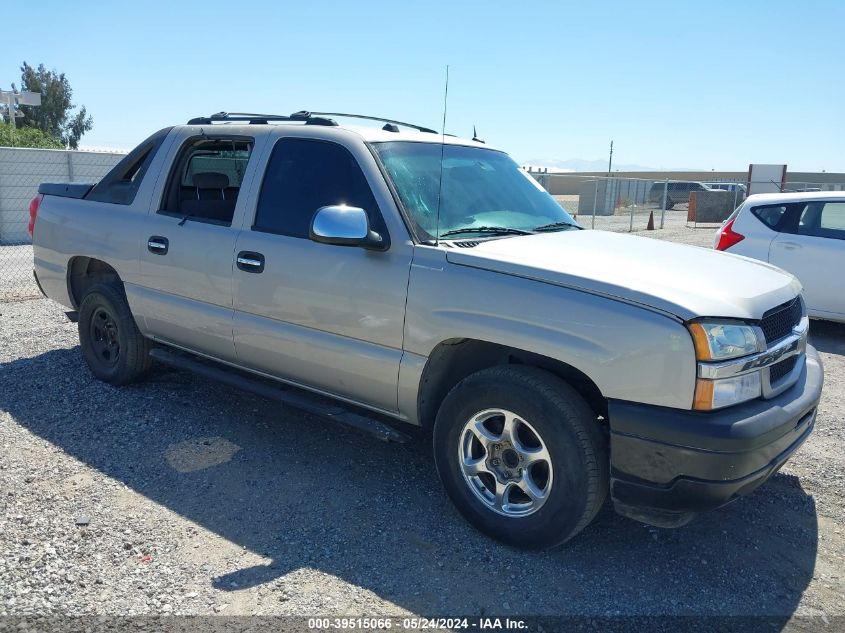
[
  {"left": 536, "top": 174, "right": 737, "bottom": 233},
  {"left": 0, "top": 147, "right": 125, "bottom": 301},
  {"left": 532, "top": 173, "right": 845, "bottom": 234}
]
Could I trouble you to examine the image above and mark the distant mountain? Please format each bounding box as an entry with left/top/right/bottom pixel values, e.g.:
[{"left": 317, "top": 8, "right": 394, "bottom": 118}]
[{"left": 523, "top": 158, "right": 663, "bottom": 172}]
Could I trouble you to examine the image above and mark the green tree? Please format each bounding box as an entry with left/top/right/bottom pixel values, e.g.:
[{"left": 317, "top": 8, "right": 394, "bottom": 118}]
[
  {"left": 13, "top": 62, "right": 93, "bottom": 149},
  {"left": 0, "top": 121, "right": 64, "bottom": 149}
]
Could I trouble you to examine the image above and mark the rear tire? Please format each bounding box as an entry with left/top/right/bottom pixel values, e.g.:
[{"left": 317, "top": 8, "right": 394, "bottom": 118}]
[
  {"left": 78, "top": 283, "right": 151, "bottom": 385},
  {"left": 433, "top": 366, "right": 608, "bottom": 549}
]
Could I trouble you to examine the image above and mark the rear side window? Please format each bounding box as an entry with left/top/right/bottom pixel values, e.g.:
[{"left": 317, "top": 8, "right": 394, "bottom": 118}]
[
  {"left": 253, "top": 138, "right": 385, "bottom": 239},
  {"left": 750, "top": 204, "right": 788, "bottom": 230},
  {"left": 796, "top": 201, "right": 845, "bottom": 240},
  {"left": 86, "top": 127, "right": 172, "bottom": 205},
  {"left": 159, "top": 136, "right": 254, "bottom": 227}
]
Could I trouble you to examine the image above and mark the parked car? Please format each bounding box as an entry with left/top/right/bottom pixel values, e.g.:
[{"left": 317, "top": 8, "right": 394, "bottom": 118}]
[
  {"left": 714, "top": 191, "right": 845, "bottom": 323},
  {"left": 703, "top": 182, "right": 748, "bottom": 197},
  {"left": 30, "top": 111, "right": 822, "bottom": 549},
  {"left": 648, "top": 181, "right": 711, "bottom": 209}
]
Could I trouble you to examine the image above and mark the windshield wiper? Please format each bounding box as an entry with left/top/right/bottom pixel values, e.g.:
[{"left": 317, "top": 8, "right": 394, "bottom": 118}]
[
  {"left": 439, "top": 226, "right": 534, "bottom": 238},
  {"left": 532, "top": 221, "right": 581, "bottom": 232}
]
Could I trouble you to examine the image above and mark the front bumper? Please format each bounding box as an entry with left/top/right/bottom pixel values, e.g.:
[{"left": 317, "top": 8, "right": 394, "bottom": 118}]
[{"left": 608, "top": 344, "right": 823, "bottom": 527}]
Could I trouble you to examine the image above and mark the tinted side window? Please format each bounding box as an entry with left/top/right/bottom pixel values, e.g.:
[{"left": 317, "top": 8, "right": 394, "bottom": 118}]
[
  {"left": 751, "top": 204, "right": 788, "bottom": 230},
  {"left": 254, "top": 138, "right": 385, "bottom": 239},
  {"left": 86, "top": 127, "right": 172, "bottom": 205},
  {"left": 797, "top": 201, "right": 845, "bottom": 239}
]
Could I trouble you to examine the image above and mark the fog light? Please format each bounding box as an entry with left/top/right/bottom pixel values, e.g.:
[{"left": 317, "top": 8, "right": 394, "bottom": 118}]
[{"left": 694, "top": 372, "right": 761, "bottom": 410}]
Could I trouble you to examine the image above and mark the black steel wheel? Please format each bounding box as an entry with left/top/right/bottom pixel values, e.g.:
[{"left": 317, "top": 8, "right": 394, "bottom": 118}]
[
  {"left": 78, "top": 283, "right": 151, "bottom": 385},
  {"left": 88, "top": 306, "right": 121, "bottom": 368}
]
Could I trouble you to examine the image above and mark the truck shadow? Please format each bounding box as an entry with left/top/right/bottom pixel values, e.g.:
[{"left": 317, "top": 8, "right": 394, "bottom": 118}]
[{"left": 1, "top": 347, "right": 819, "bottom": 622}]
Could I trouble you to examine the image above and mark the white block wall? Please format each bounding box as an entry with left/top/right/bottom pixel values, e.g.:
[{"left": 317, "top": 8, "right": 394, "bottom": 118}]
[{"left": 0, "top": 147, "right": 125, "bottom": 244}]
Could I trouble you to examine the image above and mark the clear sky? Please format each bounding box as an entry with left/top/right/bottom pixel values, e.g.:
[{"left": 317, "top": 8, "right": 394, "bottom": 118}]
[{"left": 4, "top": 0, "right": 844, "bottom": 171}]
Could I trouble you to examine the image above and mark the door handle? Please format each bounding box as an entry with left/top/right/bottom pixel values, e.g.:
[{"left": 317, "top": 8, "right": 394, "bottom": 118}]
[
  {"left": 236, "top": 251, "right": 265, "bottom": 273},
  {"left": 147, "top": 236, "right": 169, "bottom": 255},
  {"left": 779, "top": 241, "right": 801, "bottom": 251}
]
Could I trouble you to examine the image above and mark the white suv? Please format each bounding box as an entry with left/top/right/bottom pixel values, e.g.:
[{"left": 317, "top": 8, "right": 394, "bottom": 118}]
[{"left": 714, "top": 191, "right": 845, "bottom": 322}]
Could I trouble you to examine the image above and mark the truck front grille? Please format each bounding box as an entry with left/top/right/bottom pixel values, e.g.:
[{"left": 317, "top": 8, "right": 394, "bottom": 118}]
[
  {"left": 769, "top": 355, "right": 798, "bottom": 384},
  {"left": 760, "top": 298, "right": 802, "bottom": 344}
]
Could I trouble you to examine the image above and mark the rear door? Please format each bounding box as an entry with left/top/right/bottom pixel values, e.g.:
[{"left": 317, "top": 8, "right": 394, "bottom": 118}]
[
  {"left": 136, "top": 130, "right": 264, "bottom": 362},
  {"left": 729, "top": 202, "right": 790, "bottom": 261},
  {"left": 231, "top": 134, "right": 413, "bottom": 413},
  {"left": 769, "top": 200, "right": 845, "bottom": 318}
]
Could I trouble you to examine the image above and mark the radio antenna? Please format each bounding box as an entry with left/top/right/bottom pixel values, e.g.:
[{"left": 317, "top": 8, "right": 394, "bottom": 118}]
[{"left": 434, "top": 65, "right": 449, "bottom": 246}]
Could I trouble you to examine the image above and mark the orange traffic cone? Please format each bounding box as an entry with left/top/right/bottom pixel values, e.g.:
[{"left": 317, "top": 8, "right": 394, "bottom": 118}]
[{"left": 646, "top": 210, "right": 655, "bottom": 230}]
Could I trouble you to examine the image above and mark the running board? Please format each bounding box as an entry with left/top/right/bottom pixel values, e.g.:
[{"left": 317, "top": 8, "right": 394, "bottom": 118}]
[{"left": 149, "top": 348, "right": 410, "bottom": 443}]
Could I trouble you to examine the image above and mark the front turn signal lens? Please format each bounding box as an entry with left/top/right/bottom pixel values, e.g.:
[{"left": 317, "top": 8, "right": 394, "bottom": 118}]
[
  {"left": 693, "top": 379, "right": 715, "bottom": 410},
  {"left": 689, "top": 323, "right": 714, "bottom": 361}
]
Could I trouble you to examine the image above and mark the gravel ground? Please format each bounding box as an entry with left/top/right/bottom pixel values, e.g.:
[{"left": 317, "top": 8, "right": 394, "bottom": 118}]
[
  {"left": 1, "top": 230, "right": 844, "bottom": 626},
  {"left": 0, "top": 245, "right": 41, "bottom": 302}
]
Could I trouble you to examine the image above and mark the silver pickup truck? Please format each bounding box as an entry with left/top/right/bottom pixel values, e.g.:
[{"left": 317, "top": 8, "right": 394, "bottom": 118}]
[{"left": 30, "top": 111, "right": 823, "bottom": 549}]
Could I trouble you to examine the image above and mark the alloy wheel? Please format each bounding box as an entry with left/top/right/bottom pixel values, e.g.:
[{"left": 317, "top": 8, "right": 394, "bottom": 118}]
[{"left": 458, "top": 408, "right": 553, "bottom": 517}]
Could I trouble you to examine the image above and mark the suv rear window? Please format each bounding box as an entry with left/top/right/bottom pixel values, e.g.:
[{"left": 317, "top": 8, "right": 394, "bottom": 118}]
[{"left": 750, "top": 204, "right": 788, "bottom": 229}]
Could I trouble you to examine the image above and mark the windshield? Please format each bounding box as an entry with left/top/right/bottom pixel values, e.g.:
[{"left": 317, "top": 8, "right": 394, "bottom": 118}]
[{"left": 372, "top": 142, "right": 577, "bottom": 240}]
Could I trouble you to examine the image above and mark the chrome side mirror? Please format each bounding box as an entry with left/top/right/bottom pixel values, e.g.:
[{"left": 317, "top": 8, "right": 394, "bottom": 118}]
[{"left": 310, "top": 205, "right": 385, "bottom": 250}]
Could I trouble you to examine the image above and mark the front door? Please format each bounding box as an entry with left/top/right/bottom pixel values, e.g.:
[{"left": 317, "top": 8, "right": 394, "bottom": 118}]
[{"left": 232, "top": 136, "right": 413, "bottom": 413}]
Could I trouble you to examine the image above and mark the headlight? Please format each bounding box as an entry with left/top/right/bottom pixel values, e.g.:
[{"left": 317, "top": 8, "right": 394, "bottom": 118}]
[
  {"left": 688, "top": 321, "right": 763, "bottom": 361},
  {"left": 694, "top": 373, "right": 762, "bottom": 410},
  {"left": 688, "top": 320, "right": 766, "bottom": 410}
]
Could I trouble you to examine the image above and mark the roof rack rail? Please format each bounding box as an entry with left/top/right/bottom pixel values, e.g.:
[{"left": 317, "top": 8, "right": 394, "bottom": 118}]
[
  {"left": 307, "top": 112, "right": 438, "bottom": 134},
  {"left": 186, "top": 111, "right": 337, "bottom": 126},
  {"left": 186, "top": 110, "right": 437, "bottom": 133}
]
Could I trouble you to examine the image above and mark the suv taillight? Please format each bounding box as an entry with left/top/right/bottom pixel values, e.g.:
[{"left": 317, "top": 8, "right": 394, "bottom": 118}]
[
  {"left": 716, "top": 218, "right": 744, "bottom": 251},
  {"left": 28, "top": 194, "right": 43, "bottom": 238}
]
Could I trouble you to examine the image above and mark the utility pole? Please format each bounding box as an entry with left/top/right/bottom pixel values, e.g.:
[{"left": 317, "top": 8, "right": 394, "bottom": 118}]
[
  {"left": 0, "top": 89, "right": 42, "bottom": 143},
  {"left": 0, "top": 91, "right": 15, "bottom": 132},
  {"left": 607, "top": 140, "right": 614, "bottom": 176}
]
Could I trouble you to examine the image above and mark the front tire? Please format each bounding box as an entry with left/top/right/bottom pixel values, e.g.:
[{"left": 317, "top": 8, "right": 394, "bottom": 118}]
[
  {"left": 78, "top": 283, "right": 151, "bottom": 385},
  {"left": 433, "top": 366, "right": 608, "bottom": 549}
]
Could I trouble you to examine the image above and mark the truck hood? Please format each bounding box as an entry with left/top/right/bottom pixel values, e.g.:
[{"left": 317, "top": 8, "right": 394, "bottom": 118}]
[{"left": 444, "top": 230, "right": 801, "bottom": 321}]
